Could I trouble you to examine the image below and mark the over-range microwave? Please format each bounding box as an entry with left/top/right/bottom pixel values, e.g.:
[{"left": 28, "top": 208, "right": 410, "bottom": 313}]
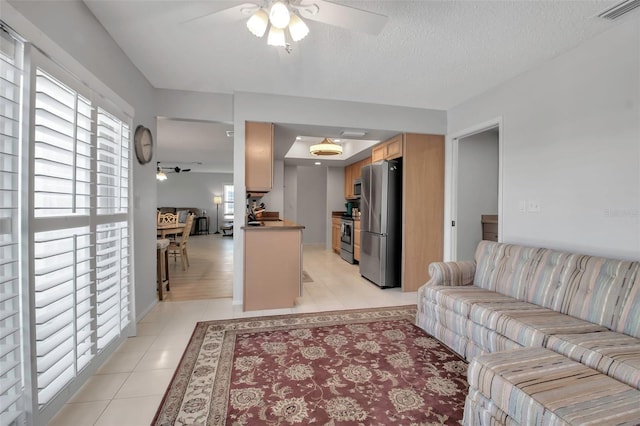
[{"left": 353, "top": 178, "right": 362, "bottom": 198}]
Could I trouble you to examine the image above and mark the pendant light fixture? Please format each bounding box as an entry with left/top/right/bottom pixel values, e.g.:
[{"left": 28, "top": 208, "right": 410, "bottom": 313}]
[
  {"left": 247, "top": 1, "right": 309, "bottom": 47},
  {"left": 310, "top": 138, "right": 343, "bottom": 156}
]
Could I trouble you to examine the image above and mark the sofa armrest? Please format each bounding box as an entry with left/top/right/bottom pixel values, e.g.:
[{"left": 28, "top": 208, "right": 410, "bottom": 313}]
[{"left": 425, "top": 261, "right": 476, "bottom": 287}]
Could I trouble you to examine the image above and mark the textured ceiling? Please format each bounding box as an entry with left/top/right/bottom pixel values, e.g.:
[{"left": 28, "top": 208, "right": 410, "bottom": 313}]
[
  {"left": 82, "top": 0, "right": 622, "bottom": 171},
  {"left": 85, "top": 0, "right": 618, "bottom": 110}
]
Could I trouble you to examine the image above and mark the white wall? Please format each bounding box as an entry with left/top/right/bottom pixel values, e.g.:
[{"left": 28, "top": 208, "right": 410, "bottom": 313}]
[
  {"left": 233, "top": 92, "right": 447, "bottom": 305},
  {"left": 456, "top": 130, "right": 499, "bottom": 261},
  {"left": 447, "top": 18, "right": 640, "bottom": 260},
  {"left": 261, "top": 160, "right": 284, "bottom": 215},
  {"left": 157, "top": 171, "right": 233, "bottom": 230},
  {"left": 296, "top": 166, "right": 328, "bottom": 244},
  {"left": 326, "top": 167, "right": 346, "bottom": 250},
  {"left": 284, "top": 165, "right": 298, "bottom": 222},
  {"left": 155, "top": 88, "right": 233, "bottom": 122}
]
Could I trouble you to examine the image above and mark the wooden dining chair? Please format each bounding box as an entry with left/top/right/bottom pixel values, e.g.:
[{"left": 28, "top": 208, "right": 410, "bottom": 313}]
[
  {"left": 168, "top": 214, "right": 194, "bottom": 271},
  {"left": 158, "top": 212, "right": 179, "bottom": 239},
  {"left": 158, "top": 212, "right": 178, "bottom": 225}
]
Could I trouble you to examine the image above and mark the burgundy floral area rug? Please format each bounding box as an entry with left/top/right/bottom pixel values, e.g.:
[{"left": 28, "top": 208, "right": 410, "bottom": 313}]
[{"left": 153, "top": 306, "right": 468, "bottom": 425}]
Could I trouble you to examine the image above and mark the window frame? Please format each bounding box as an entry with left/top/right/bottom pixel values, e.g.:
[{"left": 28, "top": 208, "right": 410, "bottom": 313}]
[{"left": 23, "top": 46, "right": 135, "bottom": 424}]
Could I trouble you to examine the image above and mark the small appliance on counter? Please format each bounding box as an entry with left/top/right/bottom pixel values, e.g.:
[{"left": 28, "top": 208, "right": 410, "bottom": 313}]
[{"left": 345, "top": 201, "right": 354, "bottom": 217}]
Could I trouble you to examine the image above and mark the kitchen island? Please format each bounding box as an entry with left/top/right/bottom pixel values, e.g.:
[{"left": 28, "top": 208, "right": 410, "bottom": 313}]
[{"left": 242, "top": 220, "right": 305, "bottom": 311}]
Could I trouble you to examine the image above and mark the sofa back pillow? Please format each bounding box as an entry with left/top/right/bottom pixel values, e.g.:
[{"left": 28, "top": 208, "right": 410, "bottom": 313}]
[
  {"left": 561, "top": 256, "right": 639, "bottom": 331},
  {"left": 474, "top": 241, "right": 541, "bottom": 299},
  {"left": 524, "top": 249, "right": 577, "bottom": 310}
]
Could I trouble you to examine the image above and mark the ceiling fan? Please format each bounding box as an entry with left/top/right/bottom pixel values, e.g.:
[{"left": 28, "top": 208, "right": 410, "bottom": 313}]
[
  {"left": 182, "top": 0, "right": 388, "bottom": 47},
  {"left": 163, "top": 166, "right": 192, "bottom": 174},
  {"left": 157, "top": 162, "right": 201, "bottom": 180}
]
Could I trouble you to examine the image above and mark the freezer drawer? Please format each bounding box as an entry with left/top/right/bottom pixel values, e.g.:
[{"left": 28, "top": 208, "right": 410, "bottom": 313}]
[{"left": 361, "top": 232, "right": 399, "bottom": 288}]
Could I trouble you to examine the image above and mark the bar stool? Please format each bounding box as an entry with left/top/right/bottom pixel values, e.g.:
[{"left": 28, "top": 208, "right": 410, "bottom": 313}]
[{"left": 156, "top": 238, "right": 170, "bottom": 300}]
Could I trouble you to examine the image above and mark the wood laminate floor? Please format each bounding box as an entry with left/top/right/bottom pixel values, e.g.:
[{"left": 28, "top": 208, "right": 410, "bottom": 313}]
[{"left": 162, "top": 233, "right": 233, "bottom": 301}]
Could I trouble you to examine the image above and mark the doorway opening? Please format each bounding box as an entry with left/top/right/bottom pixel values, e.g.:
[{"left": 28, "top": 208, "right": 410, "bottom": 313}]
[
  {"left": 155, "top": 118, "right": 234, "bottom": 300},
  {"left": 451, "top": 123, "right": 501, "bottom": 261}
]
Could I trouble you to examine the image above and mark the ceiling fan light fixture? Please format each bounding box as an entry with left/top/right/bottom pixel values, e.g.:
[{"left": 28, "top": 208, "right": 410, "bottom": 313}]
[
  {"left": 247, "top": 8, "right": 269, "bottom": 37},
  {"left": 267, "top": 26, "right": 286, "bottom": 47},
  {"left": 269, "top": 1, "right": 291, "bottom": 29},
  {"left": 288, "top": 14, "right": 309, "bottom": 41},
  {"left": 310, "top": 138, "right": 343, "bottom": 156}
]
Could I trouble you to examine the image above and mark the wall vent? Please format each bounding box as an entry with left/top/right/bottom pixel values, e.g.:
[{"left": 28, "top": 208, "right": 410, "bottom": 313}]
[{"left": 598, "top": 0, "right": 640, "bottom": 20}]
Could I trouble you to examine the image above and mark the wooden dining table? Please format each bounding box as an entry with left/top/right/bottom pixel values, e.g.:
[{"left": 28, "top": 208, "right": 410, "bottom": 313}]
[{"left": 157, "top": 222, "right": 186, "bottom": 239}]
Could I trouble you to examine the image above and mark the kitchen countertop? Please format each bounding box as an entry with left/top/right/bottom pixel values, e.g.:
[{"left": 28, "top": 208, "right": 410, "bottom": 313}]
[{"left": 242, "top": 219, "right": 305, "bottom": 230}]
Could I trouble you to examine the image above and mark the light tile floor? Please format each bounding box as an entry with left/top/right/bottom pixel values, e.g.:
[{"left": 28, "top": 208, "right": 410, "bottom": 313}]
[{"left": 49, "top": 244, "right": 418, "bottom": 425}]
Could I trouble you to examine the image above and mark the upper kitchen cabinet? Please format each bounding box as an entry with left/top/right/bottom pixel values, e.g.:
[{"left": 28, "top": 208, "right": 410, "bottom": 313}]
[
  {"left": 344, "top": 162, "right": 355, "bottom": 199},
  {"left": 344, "top": 156, "right": 371, "bottom": 199},
  {"left": 245, "top": 121, "right": 274, "bottom": 192},
  {"left": 372, "top": 134, "right": 402, "bottom": 162}
]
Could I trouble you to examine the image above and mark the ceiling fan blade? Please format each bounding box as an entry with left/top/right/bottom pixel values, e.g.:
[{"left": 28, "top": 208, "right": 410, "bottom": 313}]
[
  {"left": 298, "top": 0, "right": 388, "bottom": 35},
  {"left": 180, "top": 2, "right": 259, "bottom": 26},
  {"left": 183, "top": 169, "right": 192, "bottom": 172}
]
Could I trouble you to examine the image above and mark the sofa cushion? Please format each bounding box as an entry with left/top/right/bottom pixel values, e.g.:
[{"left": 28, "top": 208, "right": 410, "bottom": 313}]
[
  {"left": 561, "top": 255, "right": 639, "bottom": 331},
  {"left": 546, "top": 331, "right": 640, "bottom": 390},
  {"left": 421, "top": 299, "right": 522, "bottom": 356},
  {"left": 467, "top": 347, "right": 640, "bottom": 425},
  {"left": 468, "top": 302, "right": 606, "bottom": 348},
  {"left": 464, "top": 389, "right": 517, "bottom": 426},
  {"left": 421, "top": 285, "right": 516, "bottom": 318}
]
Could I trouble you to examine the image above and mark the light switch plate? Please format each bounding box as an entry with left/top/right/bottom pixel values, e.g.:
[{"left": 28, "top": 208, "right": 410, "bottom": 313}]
[{"left": 527, "top": 200, "right": 541, "bottom": 212}]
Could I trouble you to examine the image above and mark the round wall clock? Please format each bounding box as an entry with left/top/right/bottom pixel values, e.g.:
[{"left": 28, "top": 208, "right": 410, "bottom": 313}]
[{"left": 134, "top": 125, "right": 153, "bottom": 165}]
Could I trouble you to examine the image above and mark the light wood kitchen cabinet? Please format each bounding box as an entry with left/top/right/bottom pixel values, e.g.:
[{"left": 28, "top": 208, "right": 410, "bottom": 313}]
[
  {"left": 344, "top": 164, "right": 354, "bottom": 198},
  {"left": 344, "top": 156, "right": 371, "bottom": 199},
  {"left": 354, "top": 219, "right": 361, "bottom": 261},
  {"left": 244, "top": 221, "right": 304, "bottom": 311},
  {"left": 372, "top": 134, "right": 403, "bottom": 162},
  {"left": 332, "top": 217, "right": 341, "bottom": 253},
  {"left": 245, "top": 121, "right": 273, "bottom": 192},
  {"left": 360, "top": 156, "right": 372, "bottom": 169},
  {"left": 402, "top": 133, "right": 444, "bottom": 292}
]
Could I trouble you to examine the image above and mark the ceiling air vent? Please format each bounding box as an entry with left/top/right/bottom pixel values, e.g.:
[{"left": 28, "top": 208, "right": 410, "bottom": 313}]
[{"left": 598, "top": 0, "right": 640, "bottom": 20}]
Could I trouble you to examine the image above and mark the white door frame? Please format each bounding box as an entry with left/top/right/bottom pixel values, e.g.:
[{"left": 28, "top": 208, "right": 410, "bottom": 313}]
[{"left": 445, "top": 117, "right": 504, "bottom": 261}]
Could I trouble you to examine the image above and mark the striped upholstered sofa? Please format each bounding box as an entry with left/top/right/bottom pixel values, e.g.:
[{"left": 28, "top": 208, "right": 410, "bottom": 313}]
[{"left": 417, "top": 240, "right": 640, "bottom": 425}]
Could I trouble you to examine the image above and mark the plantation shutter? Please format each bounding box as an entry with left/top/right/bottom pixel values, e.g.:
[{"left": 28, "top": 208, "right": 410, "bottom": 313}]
[
  {"left": 30, "top": 52, "right": 132, "bottom": 410},
  {"left": 0, "top": 27, "right": 25, "bottom": 426}
]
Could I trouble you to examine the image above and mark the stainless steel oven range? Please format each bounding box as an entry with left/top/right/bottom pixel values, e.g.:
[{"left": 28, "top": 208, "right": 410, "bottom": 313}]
[{"left": 340, "top": 216, "right": 356, "bottom": 264}]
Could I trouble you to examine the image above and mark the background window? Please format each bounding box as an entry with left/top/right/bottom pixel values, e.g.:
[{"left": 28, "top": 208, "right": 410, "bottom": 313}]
[{"left": 223, "top": 184, "right": 234, "bottom": 217}]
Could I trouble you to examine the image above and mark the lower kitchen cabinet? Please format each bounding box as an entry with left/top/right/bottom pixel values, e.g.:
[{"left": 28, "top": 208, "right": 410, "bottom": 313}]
[
  {"left": 332, "top": 217, "right": 341, "bottom": 253},
  {"left": 243, "top": 221, "right": 304, "bottom": 311},
  {"left": 354, "top": 219, "right": 361, "bottom": 261}
]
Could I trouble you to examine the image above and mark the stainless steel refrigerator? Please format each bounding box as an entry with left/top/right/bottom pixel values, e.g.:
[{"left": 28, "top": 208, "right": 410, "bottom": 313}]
[{"left": 359, "top": 159, "right": 402, "bottom": 288}]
